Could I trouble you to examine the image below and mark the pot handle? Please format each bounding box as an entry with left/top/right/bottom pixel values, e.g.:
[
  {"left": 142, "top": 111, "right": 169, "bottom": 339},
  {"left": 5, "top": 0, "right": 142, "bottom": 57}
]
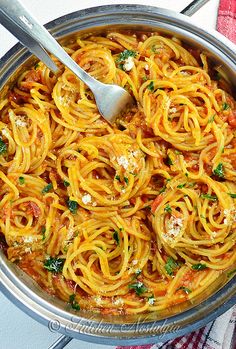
[{"left": 181, "top": 0, "right": 210, "bottom": 16}]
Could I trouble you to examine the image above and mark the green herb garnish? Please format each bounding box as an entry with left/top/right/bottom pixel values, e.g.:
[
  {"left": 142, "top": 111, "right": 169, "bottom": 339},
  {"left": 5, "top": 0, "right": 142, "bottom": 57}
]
[
  {"left": 113, "top": 230, "right": 120, "bottom": 245},
  {"left": 41, "top": 226, "right": 46, "bottom": 241},
  {"left": 147, "top": 81, "right": 154, "bottom": 92},
  {"left": 63, "top": 180, "right": 70, "bottom": 187},
  {"left": 176, "top": 286, "right": 192, "bottom": 294},
  {"left": 213, "top": 163, "right": 224, "bottom": 178},
  {"left": 208, "top": 114, "right": 215, "bottom": 123},
  {"left": 227, "top": 269, "right": 236, "bottom": 278},
  {"left": 192, "top": 263, "right": 207, "bottom": 271},
  {"left": 34, "top": 63, "right": 40, "bottom": 69},
  {"left": 215, "top": 72, "right": 221, "bottom": 81},
  {"left": 142, "top": 75, "right": 148, "bottom": 81},
  {"left": 222, "top": 102, "right": 230, "bottom": 111},
  {"left": 67, "top": 200, "right": 78, "bottom": 214},
  {"left": 159, "top": 186, "right": 166, "bottom": 194},
  {"left": 165, "top": 257, "right": 178, "bottom": 276},
  {"left": 164, "top": 204, "right": 172, "bottom": 214},
  {"left": 116, "top": 50, "right": 137, "bottom": 63},
  {"left": 115, "top": 175, "right": 120, "bottom": 181},
  {"left": 177, "top": 183, "right": 186, "bottom": 189},
  {"left": 44, "top": 257, "right": 65, "bottom": 273},
  {"left": 166, "top": 155, "right": 173, "bottom": 166},
  {"left": 42, "top": 183, "right": 53, "bottom": 194},
  {"left": 200, "top": 193, "right": 218, "bottom": 201},
  {"left": 0, "top": 137, "right": 7, "bottom": 155},
  {"left": 228, "top": 193, "right": 236, "bottom": 198},
  {"left": 19, "top": 176, "right": 25, "bottom": 185},
  {"left": 129, "top": 282, "right": 147, "bottom": 296},
  {"left": 124, "top": 177, "right": 129, "bottom": 184},
  {"left": 69, "top": 294, "right": 80, "bottom": 311}
]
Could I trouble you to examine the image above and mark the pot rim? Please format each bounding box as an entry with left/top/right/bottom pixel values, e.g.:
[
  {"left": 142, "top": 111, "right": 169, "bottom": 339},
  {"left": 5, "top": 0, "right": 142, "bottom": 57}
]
[{"left": 0, "top": 4, "right": 236, "bottom": 345}]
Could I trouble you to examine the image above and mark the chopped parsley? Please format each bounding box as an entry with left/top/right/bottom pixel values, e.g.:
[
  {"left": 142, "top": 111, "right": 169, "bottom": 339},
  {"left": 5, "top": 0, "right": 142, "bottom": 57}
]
[
  {"left": 42, "top": 183, "right": 53, "bottom": 194},
  {"left": 208, "top": 114, "right": 215, "bottom": 123},
  {"left": 63, "top": 180, "right": 70, "bottom": 187},
  {"left": 115, "top": 175, "right": 120, "bottom": 181},
  {"left": 166, "top": 155, "right": 173, "bottom": 166},
  {"left": 165, "top": 257, "right": 179, "bottom": 276},
  {"left": 159, "top": 186, "right": 166, "bottom": 194},
  {"left": 215, "top": 72, "right": 221, "bottom": 81},
  {"left": 41, "top": 226, "right": 46, "bottom": 241},
  {"left": 19, "top": 176, "right": 25, "bottom": 185},
  {"left": 0, "top": 137, "right": 7, "bottom": 155},
  {"left": 177, "top": 183, "right": 186, "bottom": 189},
  {"left": 34, "top": 62, "right": 40, "bottom": 69},
  {"left": 227, "top": 269, "right": 236, "bottom": 278},
  {"left": 213, "top": 163, "right": 224, "bottom": 178},
  {"left": 67, "top": 200, "right": 78, "bottom": 214},
  {"left": 200, "top": 193, "right": 218, "bottom": 201},
  {"left": 69, "top": 294, "right": 80, "bottom": 311},
  {"left": 164, "top": 204, "right": 172, "bottom": 214},
  {"left": 142, "top": 75, "right": 148, "bottom": 81},
  {"left": 113, "top": 230, "right": 120, "bottom": 245},
  {"left": 228, "top": 193, "right": 236, "bottom": 198},
  {"left": 129, "top": 282, "right": 147, "bottom": 296},
  {"left": 177, "top": 286, "right": 192, "bottom": 294},
  {"left": 147, "top": 81, "right": 154, "bottom": 92},
  {"left": 116, "top": 50, "right": 137, "bottom": 63},
  {"left": 44, "top": 257, "right": 65, "bottom": 273},
  {"left": 192, "top": 263, "right": 207, "bottom": 271},
  {"left": 175, "top": 150, "right": 182, "bottom": 155},
  {"left": 222, "top": 102, "right": 230, "bottom": 111},
  {"left": 124, "top": 177, "right": 129, "bottom": 184}
]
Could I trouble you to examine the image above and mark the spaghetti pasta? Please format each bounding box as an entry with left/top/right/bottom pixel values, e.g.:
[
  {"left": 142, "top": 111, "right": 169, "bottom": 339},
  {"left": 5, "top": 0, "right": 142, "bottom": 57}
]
[{"left": 0, "top": 30, "right": 236, "bottom": 315}]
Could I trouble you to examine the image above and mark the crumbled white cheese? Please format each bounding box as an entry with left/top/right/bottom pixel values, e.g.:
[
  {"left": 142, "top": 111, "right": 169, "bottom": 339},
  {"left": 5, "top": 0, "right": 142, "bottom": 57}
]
[
  {"left": 1, "top": 128, "right": 8, "bottom": 136},
  {"left": 113, "top": 298, "right": 124, "bottom": 306},
  {"left": 224, "top": 218, "right": 228, "bottom": 225},
  {"left": 15, "top": 119, "right": 27, "bottom": 127},
  {"left": 121, "top": 189, "right": 126, "bottom": 193},
  {"left": 148, "top": 297, "right": 155, "bottom": 305},
  {"left": 94, "top": 296, "right": 102, "bottom": 305},
  {"left": 25, "top": 247, "right": 32, "bottom": 253},
  {"left": 82, "top": 193, "right": 92, "bottom": 205},
  {"left": 92, "top": 202, "right": 97, "bottom": 207},
  {"left": 117, "top": 156, "right": 129, "bottom": 170},
  {"left": 180, "top": 71, "right": 190, "bottom": 76},
  {"left": 132, "top": 260, "right": 138, "bottom": 265},
  {"left": 163, "top": 216, "right": 183, "bottom": 242},
  {"left": 123, "top": 56, "right": 134, "bottom": 72},
  {"left": 144, "top": 64, "right": 149, "bottom": 70},
  {"left": 211, "top": 231, "right": 217, "bottom": 238},
  {"left": 170, "top": 107, "right": 177, "bottom": 113},
  {"left": 23, "top": 236, "right": 35, "bottom": 243}
]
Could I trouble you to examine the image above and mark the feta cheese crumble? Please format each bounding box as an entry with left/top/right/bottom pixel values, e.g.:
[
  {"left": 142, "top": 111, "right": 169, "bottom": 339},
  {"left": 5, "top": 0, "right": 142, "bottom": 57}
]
[
  {"left": 117, "top": 156, "right": 129, "bottom": 170},
  {"left": 123, "top": 56, "right": 134, "bottom": 71},
  {"left": 163, "top": 216, "right": 183, "bottom": 242},
  {"left": 82, "top": 193, "right": 92, "bottom": 205},
  {"left": 15, "top": 119, "right": 27, "bottom": 127}
]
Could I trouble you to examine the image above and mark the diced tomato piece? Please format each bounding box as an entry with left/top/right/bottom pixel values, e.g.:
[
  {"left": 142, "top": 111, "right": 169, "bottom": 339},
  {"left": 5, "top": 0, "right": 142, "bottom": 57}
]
[
  {"left": 151, "top": 195, "right": 163, "bottom": 213},
  {"left": 228, "top": 110, "right": 236, "bottom": 127},
  {"left": 26, "top": 202, "right": 41, "bottom": 218}
]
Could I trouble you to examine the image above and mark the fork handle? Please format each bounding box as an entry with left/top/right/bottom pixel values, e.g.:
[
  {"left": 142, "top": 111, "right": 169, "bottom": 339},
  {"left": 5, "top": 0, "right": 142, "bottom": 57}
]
[{"left": 0, "top": 0, "right": 101, "bottom": 90}]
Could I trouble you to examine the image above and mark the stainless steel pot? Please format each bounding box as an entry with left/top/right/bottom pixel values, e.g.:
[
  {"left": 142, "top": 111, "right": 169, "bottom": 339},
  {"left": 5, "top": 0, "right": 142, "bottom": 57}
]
[{"left": 0, "top": 4, "right": 236, "bottom": 346}]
